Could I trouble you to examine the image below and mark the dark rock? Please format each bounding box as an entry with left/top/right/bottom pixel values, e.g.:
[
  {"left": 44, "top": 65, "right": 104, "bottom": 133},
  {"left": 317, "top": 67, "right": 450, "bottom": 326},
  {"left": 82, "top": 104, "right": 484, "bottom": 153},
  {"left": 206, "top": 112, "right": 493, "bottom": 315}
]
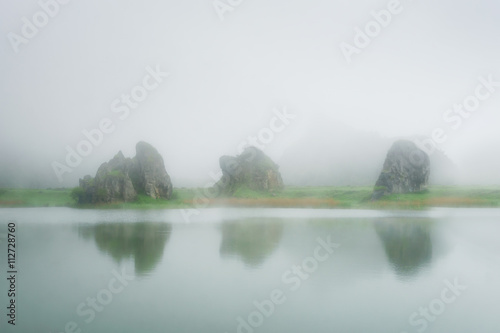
[
  {"left": 94, "top": 151, "right": 137, "bottom": 203},
  {"left": 130, "top": 141, "right": 173, "bottom": 199},
  {"left": 75, "top": 175, "right": 101, "bottom": 204},
  {"left": 372, "top": 140, "right": 430, "bottom": 200},
  {"left": 76, "top": 142, "right": 172, "bottom": 203},
  {"left": 215, "top": 146, "right": 284, "bottom": 195}
]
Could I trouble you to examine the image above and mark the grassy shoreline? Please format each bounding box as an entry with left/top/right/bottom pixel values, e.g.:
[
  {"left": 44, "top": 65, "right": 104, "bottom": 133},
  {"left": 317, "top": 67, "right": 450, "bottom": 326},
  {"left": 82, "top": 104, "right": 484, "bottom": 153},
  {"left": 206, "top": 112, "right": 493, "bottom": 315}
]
[{"left": 0, "top": 186, "right": 499, "bottom": 209}]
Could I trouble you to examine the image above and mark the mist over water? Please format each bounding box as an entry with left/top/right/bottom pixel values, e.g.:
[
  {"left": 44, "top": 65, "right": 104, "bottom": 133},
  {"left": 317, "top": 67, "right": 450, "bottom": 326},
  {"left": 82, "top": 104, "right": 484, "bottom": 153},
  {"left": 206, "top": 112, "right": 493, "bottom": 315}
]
[
  {"left": 1, "top": 207, "right": 499, "bottom": 333},
  {"left": 2, "top": 5, "right": 500, "bottom": 333}
]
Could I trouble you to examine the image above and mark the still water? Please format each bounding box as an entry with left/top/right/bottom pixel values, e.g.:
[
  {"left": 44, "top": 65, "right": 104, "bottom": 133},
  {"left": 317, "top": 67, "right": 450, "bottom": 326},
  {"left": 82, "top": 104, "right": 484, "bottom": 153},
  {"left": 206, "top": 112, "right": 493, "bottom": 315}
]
[{"left": 1, "top": 208, "right": 499, "bottom": 333}]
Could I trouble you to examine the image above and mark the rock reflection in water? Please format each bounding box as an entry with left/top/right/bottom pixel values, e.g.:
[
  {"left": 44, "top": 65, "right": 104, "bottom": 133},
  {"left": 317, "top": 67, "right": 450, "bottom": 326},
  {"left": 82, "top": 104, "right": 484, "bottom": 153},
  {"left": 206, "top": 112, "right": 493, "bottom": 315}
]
[
  {"left": 375, "top": 218, "right": 433, "bottom": 278},
  {"left": 219, "top": 219, "right": 284, "bottom": 267},
  {"left": 79, "top": 222, "right": 171, "bottom": 275}
]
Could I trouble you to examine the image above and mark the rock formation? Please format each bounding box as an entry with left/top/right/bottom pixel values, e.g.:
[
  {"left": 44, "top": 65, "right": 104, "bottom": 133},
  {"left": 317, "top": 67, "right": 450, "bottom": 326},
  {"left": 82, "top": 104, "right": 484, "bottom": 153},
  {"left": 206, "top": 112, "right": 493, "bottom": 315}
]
[
  {"left": 129, "top": 141, "right": 173, "bottom": 199},
  {"left": 74, "top": 142, "right": 172, "bottom": 204},
  {"left": 372, "top": 140, "right": 430, "bottom": 200},
  {"left": 215, "top": 147, "right": 284, "bottom": 195}
]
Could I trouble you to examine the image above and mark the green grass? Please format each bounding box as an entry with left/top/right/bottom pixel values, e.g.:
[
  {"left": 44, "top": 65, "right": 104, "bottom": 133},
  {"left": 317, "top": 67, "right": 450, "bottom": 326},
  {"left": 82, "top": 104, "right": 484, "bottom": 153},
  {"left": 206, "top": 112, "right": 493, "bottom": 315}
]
[
  {"left": 0, "top": 188, "right": 73, "bottom": 207},
  {"left": 366, "top": 186, "right": 500, "bottom": 209},
  {"left": 233, "top": 186, "right": 274, "bottom": 199},
  {"left": 281, "top": 186, "right": 373, "bottom": 204},
  {"left": 74, "top": 188, "right": 196, "bottom": 209},
  {"left": 0, "top": 186, "right": 499, "bottom": 209},
  {"left": 113, "top": 189, "right": 194, "bottom": 209},
  {"left": 213, "top": 186, "right": 500, "bottom": 209}
]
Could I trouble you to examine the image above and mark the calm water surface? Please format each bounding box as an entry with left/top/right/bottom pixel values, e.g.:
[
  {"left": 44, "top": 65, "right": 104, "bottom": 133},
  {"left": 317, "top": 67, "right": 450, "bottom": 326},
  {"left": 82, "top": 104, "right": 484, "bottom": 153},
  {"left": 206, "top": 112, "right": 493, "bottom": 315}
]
[{"left": 0, "top": 208, "right": 499, "bottom": 333}]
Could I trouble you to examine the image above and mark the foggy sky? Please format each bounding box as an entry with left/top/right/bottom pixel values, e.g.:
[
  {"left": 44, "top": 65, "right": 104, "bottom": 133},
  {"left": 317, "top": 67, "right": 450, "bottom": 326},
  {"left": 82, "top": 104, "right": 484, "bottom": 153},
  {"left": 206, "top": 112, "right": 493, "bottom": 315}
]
[{"left": 1, "top": 0, "right": 499, "bottom": 188}]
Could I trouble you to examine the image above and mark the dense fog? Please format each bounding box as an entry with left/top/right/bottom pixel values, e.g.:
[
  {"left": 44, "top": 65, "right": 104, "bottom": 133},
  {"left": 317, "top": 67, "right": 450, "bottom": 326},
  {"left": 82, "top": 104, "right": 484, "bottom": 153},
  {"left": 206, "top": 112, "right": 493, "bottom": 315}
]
[{"left": 1, "top": 0, "right": 499, "bottom": 188}]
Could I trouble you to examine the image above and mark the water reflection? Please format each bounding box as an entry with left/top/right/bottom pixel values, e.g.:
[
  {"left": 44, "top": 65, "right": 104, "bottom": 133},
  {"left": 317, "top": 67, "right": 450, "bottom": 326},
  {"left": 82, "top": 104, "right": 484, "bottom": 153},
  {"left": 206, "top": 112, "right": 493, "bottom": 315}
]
[
  {"left": 375, "top": 218, "right": 433, "bottom": 278},
  {"left": 79, "top": 222, "right": 171, "bottom": 275},
  {"left": 219, "top": 218, "right": 284, "bottom": 267}
]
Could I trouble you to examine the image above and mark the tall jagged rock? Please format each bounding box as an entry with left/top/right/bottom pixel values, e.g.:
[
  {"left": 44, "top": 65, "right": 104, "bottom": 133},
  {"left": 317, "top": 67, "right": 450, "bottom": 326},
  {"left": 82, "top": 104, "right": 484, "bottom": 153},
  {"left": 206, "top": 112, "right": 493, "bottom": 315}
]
[
  {"left": 76, "top": 142, "right": 172, "bottom": 203},
  {"left": 94, "top": 151, "right": 137, "bottom": 202},
  {"left": 372, "top": 140, "right": 430, "bottom": 200},
  {"left": 130, "top": 141, "right": 173, "bottom": 199},
  {"left": 215, "top": 147, "right": 284, "bottom": 195}
]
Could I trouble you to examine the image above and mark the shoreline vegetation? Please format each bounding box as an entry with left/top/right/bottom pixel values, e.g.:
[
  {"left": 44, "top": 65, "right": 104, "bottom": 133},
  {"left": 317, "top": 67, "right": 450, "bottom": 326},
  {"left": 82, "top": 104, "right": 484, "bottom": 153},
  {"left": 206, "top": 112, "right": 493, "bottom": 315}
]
[{"left": 0, "top": 186, "right": 499, "bottom": 210}]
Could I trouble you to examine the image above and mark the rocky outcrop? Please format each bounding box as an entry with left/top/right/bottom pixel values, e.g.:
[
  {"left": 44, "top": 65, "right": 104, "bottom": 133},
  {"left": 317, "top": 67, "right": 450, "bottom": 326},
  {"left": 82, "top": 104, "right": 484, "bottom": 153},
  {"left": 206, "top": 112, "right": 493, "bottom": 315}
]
[
  {"left": 129, "top": 141, "right": 173, "bottom": 199},
  {"left": 372, "top": 140, "right": 430, "bottom": 200},
  {"left": 94, "top": 151, "right": 137, "bottom": 202},
  {"left": 215, "top": 147, "right": 284, "bottom": 195},
  {"left": 74, "top": 142, "right": 172, "bottom": 204}
]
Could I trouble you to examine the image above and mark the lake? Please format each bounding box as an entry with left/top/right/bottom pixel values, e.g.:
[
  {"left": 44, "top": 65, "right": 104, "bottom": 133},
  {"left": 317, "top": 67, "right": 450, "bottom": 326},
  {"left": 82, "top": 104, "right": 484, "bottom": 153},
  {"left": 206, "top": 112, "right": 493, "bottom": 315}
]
[{"left": 1, "top": 207, "right": 499, "bottom": 333}]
